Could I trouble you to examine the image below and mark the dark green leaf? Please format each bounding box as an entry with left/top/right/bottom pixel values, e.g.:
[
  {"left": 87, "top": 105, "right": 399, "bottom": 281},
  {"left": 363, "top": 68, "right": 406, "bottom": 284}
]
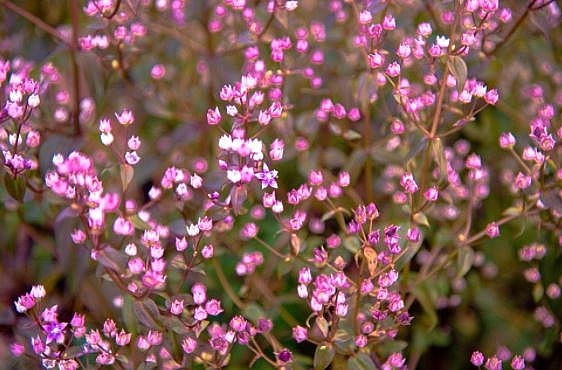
[
  {"left": 314, "top": 316, "right": 330, "bottom": 339},
  {"left": 540, "top": 189, "right": 562, "bottom": 214},
  {"left": 413, "top": 212, "right": 429, "bottom": 227},
  {"left": 376, "top": 340, "right": 408, "bottom": 358},
  {"left": 130, "top": 214, "right": 151, "bottom": 230},
  {"left": 277, "top": 259, "right": 293, "bottom": 277},
  {"left": 313, "top": 344, "right": 335, "bottom": 370},
  {"left": 242, "top": 303, "right": 266, "bottom": 324},
  {"left": 405, "top": 136, "right": 428, "bottom": 163},
  {"left": 532, "top": 283, "right": 544, "bottom": 303},
  {"left": 356, "top": 72, "right": 377, "bottom": 114},
  {"left": 344, "top": 149, "right": 366, "bottom": 185},
  {"left": 394, "top": 238, "right": 423, "bottom": 271},
  {"left": 120, "top": 163, "right": 134, "bottom": 190},
  {"left": 431, "top": 138, "right": 448, "bottom": 183},
  {"left": 133, "top": 299, "right": 163, "bottom": 330},
  {"left": 343, "top": 236, "right": 361, "bottom": 254},
  {"left": 412, "top": 283, "right": 438, "bottom": 331},
  {"left": 347, "top": 352, "right": 376, "bottom": 370},
  {"left": 230, "top": 185, "right": 247, "bottom": 215},
  {"left": 162, "top": 316, "right": 191, "bottom": 335},
  {"left": 456, "top": 247, "right": 474, "bottom": 278},
  {"left": 342, "top": 129, "right": 362, "bottom": 141},
  {"left": 4, "top": 173, "right": 26, "bottom": 202},
  {"left": 449, "top": 56, "right": 467, "bottom": 93}
]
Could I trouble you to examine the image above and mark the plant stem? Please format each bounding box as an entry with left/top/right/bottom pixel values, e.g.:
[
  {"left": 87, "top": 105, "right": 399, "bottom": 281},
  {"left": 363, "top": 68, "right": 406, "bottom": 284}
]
[
  {"left": 0, "top": 0, "right": 74, "bottom": 48},
  {"left": 70, "top": 0, "right": 82, "bottom": 136},
  {"left": 212, "top": 258, "right": 245, "bottom": 309}
]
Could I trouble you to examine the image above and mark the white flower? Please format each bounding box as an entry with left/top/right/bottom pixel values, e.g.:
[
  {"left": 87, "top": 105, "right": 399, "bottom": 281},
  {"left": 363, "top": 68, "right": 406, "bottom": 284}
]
[
  {"left": 186, "top": 223, "right": 200, "bottom": 237},
  {"left": 436, "top": 35, "right": 450, "bottom": 48}
]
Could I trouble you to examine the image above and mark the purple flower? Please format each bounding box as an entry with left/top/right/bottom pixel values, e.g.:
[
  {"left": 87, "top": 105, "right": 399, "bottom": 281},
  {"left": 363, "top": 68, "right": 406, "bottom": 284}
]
[
  {"left": 43, "top": 321, "right": 67, "bottom": 344},
  {"left": 292, "top": 325, "right": 308, "bottom": 343},
  {"left": 276, "top": 348, "right": 293, "bottom": 364},
  {"left": 255, "top": 164, "right": 278, "bottom": 189}
]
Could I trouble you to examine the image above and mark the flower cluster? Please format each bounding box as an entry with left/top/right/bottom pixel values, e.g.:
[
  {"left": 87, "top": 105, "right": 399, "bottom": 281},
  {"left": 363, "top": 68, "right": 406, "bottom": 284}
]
[{"left": 4, "top": 0, "right": 562, "bottom": 369}]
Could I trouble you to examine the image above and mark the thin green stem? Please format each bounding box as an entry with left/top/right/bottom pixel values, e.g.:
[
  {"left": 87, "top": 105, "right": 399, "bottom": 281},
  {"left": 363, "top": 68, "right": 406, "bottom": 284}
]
[
  {"left": 212, "top": 258, "right": 245, "bottom": 309},
  {"left": 484, "top": 0, "right": 539, "bottom": 56},
  {"left": 0, "top": 0, "right": 74, "bottom": 48},
  {"left": 70, "top": 0, "right": 82, "bottom": 136}
]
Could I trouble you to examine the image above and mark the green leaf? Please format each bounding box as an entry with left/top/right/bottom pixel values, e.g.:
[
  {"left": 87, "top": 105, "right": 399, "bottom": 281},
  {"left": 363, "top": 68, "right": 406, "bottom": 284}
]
[
  {"left": 323, "top": 147, "right": 347, "bottom": 169},
  {"left": 431, "top": 138, "right": 448, "bottom": 183},
  {"left": 321, "top": 207, "right": 349, "bottom": 222},
  {"left": 138, "top": 362, "right": 157, "bottom": 370},
  {"left": 342, "top": 129, "right": 362, "bottom": 141},
  {"left": 274, "top": 10, "right": 288, "bottom": 30},
  {"left": 314, "top": 316, "right": 330, "bottom": 339},
  {"left": 4, "top": 173, "right": 26, "bottom": 202},
  {"left": 413, "top": 212, "right": 430, "bottom": 227},
  {"left": 130, "top": 214, "right": 151, "bottom": 230},
  {"left": 242, "top": 303, "right": 266, "bottom": 324},
  {"left": 456, "top": 247, "right": 474, "bottom": 278},
  {"left": 94, "top": 245, "right": 128, "bottom": 272},
  {"left": 230, "top": 185, "right": 247, "bottom": 216},
  {"left": 162, "top": 316, "right": 191, "bottom": 335},
  {"left": 329, "top": 122, "right": 343, "bottom": 136},
  {"left": 343, "top": 236, "right": 361, "bottom": 254},
  {"left": 540, "top": 189, "right": 562, "bottom": 214},
  {"left": 449, "top": 55, "right": 468, "bottom": 93},
  {"left": 412, "top": 283, "right": 438, "bottom": 331},
  {"left": 355, "top": 72, "right": 377, "bottom": 114},
  {"left": 376, "top": 340, "right": 408, "bottom": 358},
  {"left": 64, "top": 346, "right": 84, "bottom": 359},
  {"left": 55, "top": 206, "right": 80, "bottom": 223},
  {"left": 344, "top": 149, "right": 366, "bottom": 185},
  {"left": 332, "top": 329, "right": 354, "bottom": 353},
  {"left": 116, "top": 353, "right": 129, "bottom": 364},
  {"left": 405, "top": 135, "right": 428, "bottom": 163},
  {"left": 394, "top": 238, "right": 423, "bottom": 271},
  {"left": 277, "top": 259, "right": 293, "bottom": 277},
  {"left": 533, "top": 283, "right": 544, "bottom": 303},
  {"left": 314, "top": 344, "right": 335, "bottom": 370},
  {"left": 347, "top": 352, "right": 376, "bottom": 370},
  {"left": 502, "top": 205, "right": 523, "bottom": 216},
  {"left": 122, "top": 295, "right": 138, "bottom": 334},
  {"left": 133, "top": 299, "right": 163, "bottom": 330},
  {"left": 120, "top": 163, "right": 134, "bottom": 190}
]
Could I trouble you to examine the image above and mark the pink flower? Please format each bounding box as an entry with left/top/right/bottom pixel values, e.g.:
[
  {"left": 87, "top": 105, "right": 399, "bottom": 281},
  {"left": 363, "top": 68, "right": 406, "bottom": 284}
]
[
  {"left": 424, "top": 186, "right": 439, "bottom": 201},
  {"left": 255, "top": 164, "right": 278, "bottom": 189},
  {"left": 292, "top": 326, "right": 308, "bottom": 343},
  {"left": 484, "top": 89, "right": 499, "bottom": 105},
  {"left": 484, "top": 356, "right": 502, "bottom": 370},
  {"left": 115, "top": 109, "right": 134, "bottom": 125},
  {"left": 201, "top": 244, "right": 214, "bottom": 258},
  {"left": 510, "top": 355, "right": 525, "bottom": 370},
  {"left": 382, "top": 15, "right": 396, "bottom": 30},
  {"left": 368, "top": 51, "right": 385, "bottom": 69},
  {"left": 192, "top": 283, "right": 207, "bottom": 305},
  {"left": 269, "top": 139, "right": 284, "bottom": 160},
  {"left": 206, "top": 107, "right": 221, "bottom": 125},
  {"left": 182, "top": 337, "right": 197, "bottom": 353},
  {"left": 499, "top": 132, "right": 516, "bottom": 149},
  {"left": 485, "top": 222, "right": 500, "bottom": 238},
  {"left": 170, "top": 299, "right": 184, "bottom": 315},
  {"left": 205, "top": 299, "right": 223, "bottom": 316},
  {"left": 400, "top": 172, "right": 419, "bottom": 193},
  {"left": 125, "top": 151, "right": 140, "bottom": 165}
]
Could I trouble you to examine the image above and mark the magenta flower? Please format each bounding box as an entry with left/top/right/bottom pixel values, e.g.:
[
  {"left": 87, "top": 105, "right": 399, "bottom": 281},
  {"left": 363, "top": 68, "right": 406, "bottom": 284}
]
[
  {"left": 206, "top": 107, "right": 221, "bottom": 125},
  {"left": 254, "top": 164, "right": 278, "bottom": 189},
  {"left": 43, "top": 321, "right": 67, "bottom": 344}
]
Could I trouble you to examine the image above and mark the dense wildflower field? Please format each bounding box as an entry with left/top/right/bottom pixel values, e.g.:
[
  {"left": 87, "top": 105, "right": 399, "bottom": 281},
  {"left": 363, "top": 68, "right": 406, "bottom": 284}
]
[{"left": 0, "top": 1, "right": 561, "bottom": 369}]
